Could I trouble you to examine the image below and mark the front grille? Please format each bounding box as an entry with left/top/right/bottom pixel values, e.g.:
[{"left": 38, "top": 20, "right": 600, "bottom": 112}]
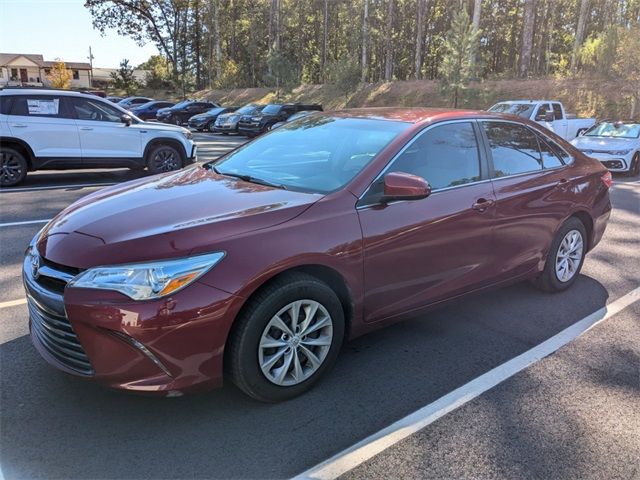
[{"left": 28, "top": 295, "right": 93, "bottom": 376}]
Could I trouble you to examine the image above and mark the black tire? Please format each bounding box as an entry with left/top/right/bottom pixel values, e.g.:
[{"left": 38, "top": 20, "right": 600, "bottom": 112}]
[
  {"left": 222, "top": 132, "right": 229, "bottom": 136},
  {"left": 207, "top": 122, "right": 216, "bottom": 133},
  {"left": 174, "top": 118, "right": 183, "bottom": 126},
  {"left": 146, "top": 144, "right": 183, "bottom": 174},
  {"left": 628, "top": 153, "right": 640, "bottom": 177},
  {"left": 531, "top": 217, "right": 587, "bottom": 293},
  {"left": 226, "top": 272, "right": 345, "bottom": 402},
  {"left": 1, "top": 147, "right": 28, "bottom": 187}
]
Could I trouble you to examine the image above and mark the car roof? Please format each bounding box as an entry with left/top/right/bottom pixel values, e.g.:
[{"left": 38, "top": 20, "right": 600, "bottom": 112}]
[
  {"left": 0, "top": 88, "right": 93, "bottom": 97},
  {"left": 325, "top": 107, "right": 492, "bottom": 123},
  {"left": 493, "top": 100, "right": 559, "bottom": 104}
]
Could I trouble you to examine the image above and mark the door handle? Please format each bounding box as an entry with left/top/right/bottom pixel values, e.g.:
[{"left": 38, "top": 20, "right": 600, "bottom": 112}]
[
  {"left": 11, "top": 124, "right": 27, "bottom": 128},
  {"left": 80, "top": 127, "right": 94, "bottom": 131},
  {"left": 472, "top": 198, "right": 494, "bottom": 212},
  {"left": 556, "top": 178, "right": 568, "bottom": 188}
]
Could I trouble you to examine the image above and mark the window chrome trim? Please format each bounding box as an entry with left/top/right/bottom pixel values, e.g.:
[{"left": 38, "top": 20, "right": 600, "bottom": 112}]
[{"left": 356, "top": 119, "right": 486, "bottom": 209}]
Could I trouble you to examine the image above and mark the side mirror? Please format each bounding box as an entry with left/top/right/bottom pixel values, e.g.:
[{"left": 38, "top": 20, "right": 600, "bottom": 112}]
[
  {"left": 121, "top": 114, "right": 132, "bottom": 126},
  {"left": 381, "top": 172, "right": 431, "bottom": 203},
  {"left": 536, "top": 112, "right": 554, "bottom": 122}
]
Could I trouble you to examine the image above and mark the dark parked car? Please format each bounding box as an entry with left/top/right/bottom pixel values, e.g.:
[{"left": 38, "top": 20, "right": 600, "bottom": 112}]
[
  {"left": 129, "top": 101, "right": 176, "bottom": 121},
  {"left": 156, "top": 100, "right": 219, "bottom": 125},
  {"left": 237, "top": 103, "right": 322, "bottom": 137},
  {"left": 271, "top": 110, "right": 318, "bottom": 129},
  {"left": 212, "top": 103, "right": 264, "bottom": 134},
  {"left": 106, "top": 96, "right": 123, "bottom": 103},
  {"left": 187, "top": 106, "right": 240, "bottom": 132},
  {"left": 23, "top": 108, "right": 611, "bottom": 402},
  {"left": 117, "top": 96, "right": 154, "bottom": 109}
]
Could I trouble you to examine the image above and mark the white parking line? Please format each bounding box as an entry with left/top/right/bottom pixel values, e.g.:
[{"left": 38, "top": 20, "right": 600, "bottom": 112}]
[
  {"left": 0, "top": 298, "right": 27, "bottom": 309},
  {"left": 0, "top": 219, "right": 51, "bottom": 228},
  {"left": 0, "top": 183, "right": 114, "bottom": 193},
  {"left": 294, "top": 286, "right": 640, "bottom": 480}
]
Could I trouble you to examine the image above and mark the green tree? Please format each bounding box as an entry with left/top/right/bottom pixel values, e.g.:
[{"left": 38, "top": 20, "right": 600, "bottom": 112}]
[
  {"left": 264, "top": 50, "right": 296, "bottom": 97},
  {"left": 46, "top": 59, "right": 72, "bottom": 89},
  {"left": 110, "top": 59, "right": 139, "bottom": 95},
  {"left": 439, "top": 9, "right": 480, "bottom": 108},
  {"left": 138, "top": 55, "right": 172, "bottom": 93},
  {"left": 579, "top": 27, "right": 619, "bottom": 75},
  {"left": 327, "top": 58, "right": 361, "bottom": 102},
  {"left": 612, "top": 27, "right": 640, "bottom": 118}
]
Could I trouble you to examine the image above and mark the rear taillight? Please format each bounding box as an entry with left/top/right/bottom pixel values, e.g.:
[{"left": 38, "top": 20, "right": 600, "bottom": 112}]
[{"left": 601, "top": 171, "right": 613, "bottom": 189}]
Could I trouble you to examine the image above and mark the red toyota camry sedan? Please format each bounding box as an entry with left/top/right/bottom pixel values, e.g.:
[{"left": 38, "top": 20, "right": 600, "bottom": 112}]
[{"left": 23, "top": 108, "right": 611, "bottom": 401}]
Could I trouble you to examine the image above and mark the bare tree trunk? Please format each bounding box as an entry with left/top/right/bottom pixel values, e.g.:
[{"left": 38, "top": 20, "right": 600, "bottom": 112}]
[
  {"left": 361, "top": 0, "right": 369, "bottom": 82},
  {"left": 194, "top": 0, "right": 201, "bottom": 89},
  {"left": 571, "top": 0, "right": 590, "bottom": 73},
  {"left": 518, "top": 0, "right": 536, "bottom": 77},
  {"left": 384, "top": 0, "right": 394, "bottom": 81},
  {"left": 414, "top": 0, "right": 426, "bottom": 79},
  {"left": 214, "top": 0, "right": 221, "bottom": 81},
  {"left": 470, "top": 0, "right": 482, "bottom": 69},
  {"left": 322, "top": 0, "right": 328, "bottom": 82}
]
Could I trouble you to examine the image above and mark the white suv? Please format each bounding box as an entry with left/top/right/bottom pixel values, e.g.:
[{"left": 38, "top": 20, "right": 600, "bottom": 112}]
[{"left": 0, "top": 88, "right": 197, "bottom": 186}]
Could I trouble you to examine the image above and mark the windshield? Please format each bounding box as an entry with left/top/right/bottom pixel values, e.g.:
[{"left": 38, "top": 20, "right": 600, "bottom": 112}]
[
  {"left": 206, "top": 107, "right": 226, "bottom": 115},
  {"left": 583, "top": 122, "right": 640, "bottom": 139},
  {"left": 211, "top": 116, "right": 411, "bottom": 194},
  {"left": 488, "top": 103, "right": 535, "bottom": 118},
  {"left": 261, "top": 104, "right": 282, "bottom": 115},
  {"left": 172, "top": 100, "right": 192, "bottom": 109},
  {"left": 236, "top": 104, "right": 260, "bottom": 115}
]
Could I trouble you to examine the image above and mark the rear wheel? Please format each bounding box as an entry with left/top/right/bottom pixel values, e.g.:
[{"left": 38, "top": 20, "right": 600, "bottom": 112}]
[
  {"left": 531, "top": 217, "right": 587, "bottom": 293},
  {"left": 207, "top": 122, "right": 216, "bottom": 133},
  {"left": 227, "top": 272, "right": 344, "bottom": 402},
  {"left": 146, "top": 144, "right": 183, "bottom": 174},
  {"left": 0, "top": 147, "right": 28, "bottom": 187}
]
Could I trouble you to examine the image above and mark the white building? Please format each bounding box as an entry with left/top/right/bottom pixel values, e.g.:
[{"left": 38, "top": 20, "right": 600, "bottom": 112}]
[
  {"left": 0, "top": 53, "right": 92, "bottom": 88},
  {"left": 92, "top": 67, "right": 150, "bottom": 85}
]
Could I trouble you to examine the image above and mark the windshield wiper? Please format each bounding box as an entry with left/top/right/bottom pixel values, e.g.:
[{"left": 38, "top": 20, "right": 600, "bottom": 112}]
[{"left": 211, "top": 166, "right": 287, "bottom": 190}]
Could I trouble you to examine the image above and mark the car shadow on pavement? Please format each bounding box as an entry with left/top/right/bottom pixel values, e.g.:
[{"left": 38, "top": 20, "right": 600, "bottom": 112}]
[{"left": 0, "top": 275, "right": 609, "bottom": 479}]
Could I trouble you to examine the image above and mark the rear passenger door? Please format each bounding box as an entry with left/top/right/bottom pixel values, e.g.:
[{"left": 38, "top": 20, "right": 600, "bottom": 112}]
[
  {"left": 480, "top": 120, "right": 572, "bottom": 281},
  {"left": 5, "top": 94, "right": 81, "bottom": 164}
]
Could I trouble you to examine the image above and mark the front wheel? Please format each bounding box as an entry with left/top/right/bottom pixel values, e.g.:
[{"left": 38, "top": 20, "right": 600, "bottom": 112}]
[
  {"left": 226, "top": 273, "right": 344, "bottom": 402},
  {"left": 1, "top": 147, "right": 28, "bottom": 187},
  {"left": 146, "top": 144, "right": 183, "bottom": 174},
  {"left": 531, "top": 217, "right": 587, "bottom": 293},
  {"left": 207, "top": 122, "right": 216, "bottom": 133},
  {"left": 628, "top": 153, "right": 640, "bottom": 177}
]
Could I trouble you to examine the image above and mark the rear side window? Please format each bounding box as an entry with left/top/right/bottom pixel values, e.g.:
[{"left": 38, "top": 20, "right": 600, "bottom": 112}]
[
  {"left": 552, "top": 103, "right": 563, "bottom": 120},
  {"left": 0, "top": 95, "right": 14, "bottom": 115},
  {"left": 537, "top": 136, "right": 564, "bottom": 168},
  {"left": 483, "top": 121, "right": 543, "bottom": 177},
  {"left": 389, "top": 122, "right": 481, "bottom": 190},
  {"left": 9, "top": 95, "right": 65, "bottom": 118}
]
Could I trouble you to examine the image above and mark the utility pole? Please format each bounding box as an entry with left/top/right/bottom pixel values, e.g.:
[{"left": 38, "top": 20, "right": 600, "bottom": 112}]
[{"left": 87, "top": 46, "right": 94, "bottom": 88}]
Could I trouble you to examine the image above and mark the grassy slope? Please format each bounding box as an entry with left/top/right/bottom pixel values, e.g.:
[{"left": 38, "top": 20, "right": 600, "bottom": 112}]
[{"left": 189, "top": 77, "right": 634, "bottom": 119}]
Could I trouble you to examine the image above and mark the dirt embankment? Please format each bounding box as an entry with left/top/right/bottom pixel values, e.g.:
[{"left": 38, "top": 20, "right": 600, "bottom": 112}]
[{"left": 192, "top": 77, "right": 636, "bottom": 119}]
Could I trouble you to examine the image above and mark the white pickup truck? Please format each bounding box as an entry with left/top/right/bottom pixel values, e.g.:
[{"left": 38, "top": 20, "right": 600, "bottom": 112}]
[{"left": 488, "top": 100, "right": 596, "bottom": 141}]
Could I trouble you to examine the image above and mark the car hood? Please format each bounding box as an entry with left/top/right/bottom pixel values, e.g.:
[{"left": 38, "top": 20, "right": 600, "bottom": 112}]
[
  {"left": 134, "top": 121, "right": 189, "bottom": 134},
  {"left": 571, "top": 136, "right": 639, "bottom": 151},
  {"left": 37, "top": 166, "right": 323, "bottom": 269},
  {"left": 189, "top": 113, "right": 210, "bottom": 120}
]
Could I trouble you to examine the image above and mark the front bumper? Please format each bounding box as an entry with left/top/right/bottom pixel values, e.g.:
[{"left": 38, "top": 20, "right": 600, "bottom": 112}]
[
  {"left": 23, "top": 252, "right": 244, "bottom": 395},
  {"left": 212, "top": 122, "right": 238, "bottom": 133},
  {"left": 237, "top": 122, "right": 263, "bottom": 136},
  {"left": 584, "top": 153, "right": 632, "bottom": 172}
]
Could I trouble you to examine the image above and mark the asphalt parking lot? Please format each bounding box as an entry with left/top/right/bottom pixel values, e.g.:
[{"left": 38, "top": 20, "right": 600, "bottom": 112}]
[{"left": 1, "top": 132, "right": 638, "bottom": 480}]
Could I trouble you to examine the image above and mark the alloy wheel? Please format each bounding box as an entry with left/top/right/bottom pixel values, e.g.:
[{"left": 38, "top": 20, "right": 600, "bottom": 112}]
[
  {"left": 151, "top": 147, "right": 180, "bottom": 172},
  {"left": 555, "top": 229, "right": 584, "bottom": 282},
  {"left": 0, "top": 151, "right": 25, "bottom": 186},
  {"left": 258, "top": 300, "right": 333, "bottom": 387}
]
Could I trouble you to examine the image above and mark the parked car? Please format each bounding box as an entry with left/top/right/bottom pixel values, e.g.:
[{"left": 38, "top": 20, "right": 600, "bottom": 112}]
[
  {"left": 187, "top": 106, "right": 239, "bottom": 132},
  {"left": 0, "top": 89, "right": 196, "bottom": 186},
  {"left": 488, "top": 100, "right": 596, "bottom": 140},
  {"left": 571, "top": 120, "right": 640, "bottom": 176},
  {"left": 271, "top": 110, "right": 318, "bottom": 129},
  {"left": 212, "top": 103, "right": 264, "bottom": 134},
  {"left": 129, "top": 100, "right": 176, "bottom": 121},
  {"left": 117, "top": 96, "right": 154, "bottom": 109},
  {"left": 238, "top": 103, "right": 322, "bottom": 137},
  {"left": 22, "top": 108, "right": 611, "bottom": 401},
  {"left": 106, "top": 96, "right": 123, "bottom": 103},
  {"left": 156, "top": 100, "right": 219, "bottom": 126}
]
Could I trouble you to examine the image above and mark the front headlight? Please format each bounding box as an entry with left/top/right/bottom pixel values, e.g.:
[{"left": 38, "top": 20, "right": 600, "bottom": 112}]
[
  {"left": 606, "top": 149, "right": 631, "bottom": 155},
  {"left": 182, "top": 129, "right": 193, "bottom": 140},
  {"left": 68, "top": 252, "right": 225, "bottom": 300}
]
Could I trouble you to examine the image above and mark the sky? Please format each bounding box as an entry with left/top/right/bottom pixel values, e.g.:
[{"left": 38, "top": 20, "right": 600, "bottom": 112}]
[{"left": 0, "top": 0, "right": 159, "bottom": 68}]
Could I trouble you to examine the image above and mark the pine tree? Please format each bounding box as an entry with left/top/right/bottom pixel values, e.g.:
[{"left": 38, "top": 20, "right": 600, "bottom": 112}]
[
  {"left": 439, "top": 9, "right": 480, "bottom": 108},
  {"left": 110, "top": 59, "right": 139, "bottom": 95}
]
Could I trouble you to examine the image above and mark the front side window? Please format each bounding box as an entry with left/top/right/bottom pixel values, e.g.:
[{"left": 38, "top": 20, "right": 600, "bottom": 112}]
[
  {"left": 536, "top": 103, "right": 551, "bottom": 121},
  {"left": 212, "top": 116, "right": 410, "bottom": 194},
  {"left": 386, "top": 122, "right": 481, "bottom": 190},
  {"left": 71, "top": 97, "right": 123, "bottom": 122},
  {"left": 483, "top": 121, "right": 543, "bottom": 177},
  {"left": 488, "top": 103, "right": 535, "bottom": 119}
]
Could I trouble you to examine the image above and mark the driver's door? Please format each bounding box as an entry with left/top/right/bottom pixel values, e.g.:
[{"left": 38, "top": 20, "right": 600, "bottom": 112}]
[
  {"left": 356, "top": 121, "right": 497, "bottom": 323},
  {"left": 69, "top": 97, "right": 142, "bottom": 162}
]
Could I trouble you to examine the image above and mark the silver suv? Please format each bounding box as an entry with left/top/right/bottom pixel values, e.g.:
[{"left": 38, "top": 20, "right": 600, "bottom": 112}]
[{"left": 0, "top": 89, "right": 196, "bottom": 186}]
